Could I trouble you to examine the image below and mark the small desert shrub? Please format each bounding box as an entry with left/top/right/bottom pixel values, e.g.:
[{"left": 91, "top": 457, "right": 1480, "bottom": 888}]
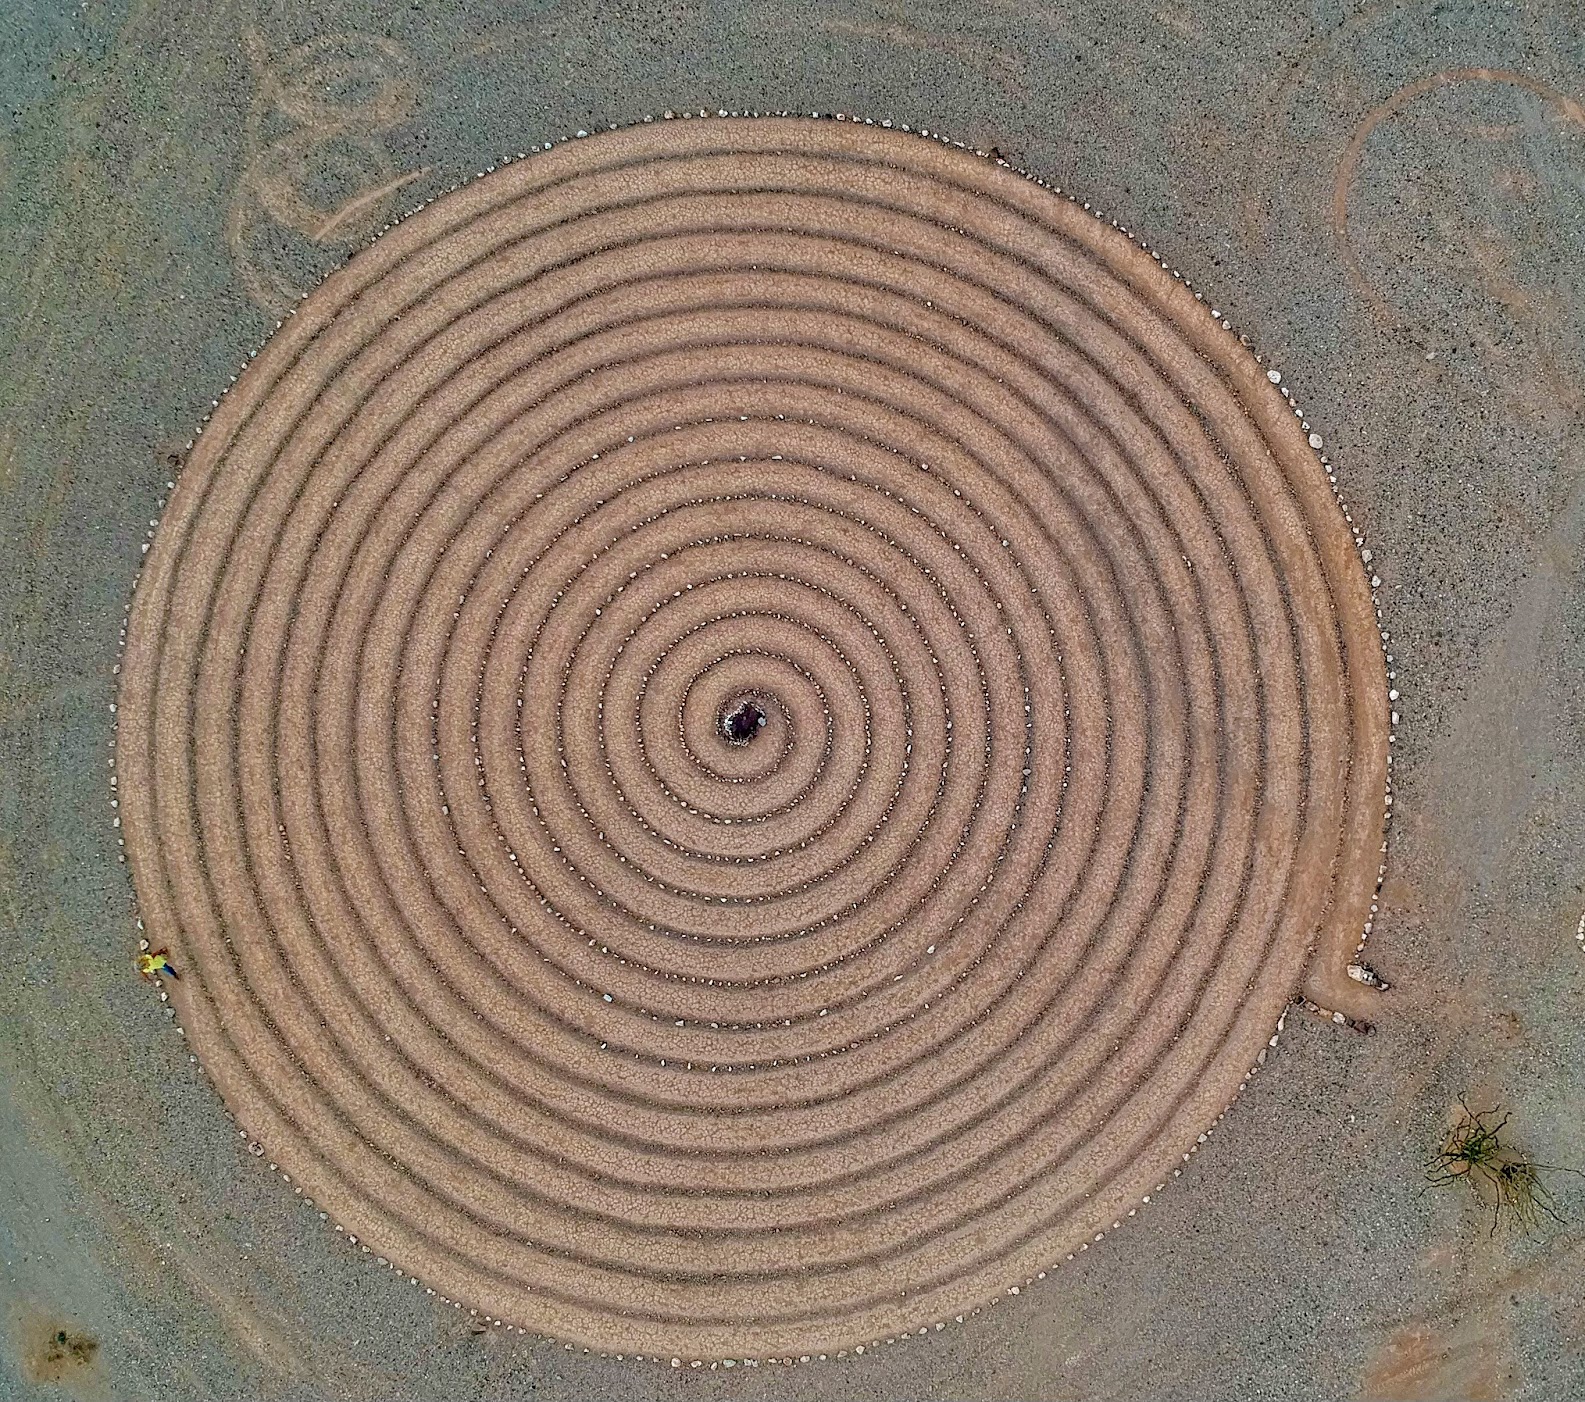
[{"left": 1427, "top": 1100, "right": 1581, "bottom": 1234}]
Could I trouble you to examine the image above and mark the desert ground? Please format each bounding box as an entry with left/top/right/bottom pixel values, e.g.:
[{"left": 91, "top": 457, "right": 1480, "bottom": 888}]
[{"left": 2, "top": 3, "right": 1583, "bottom": 1401}]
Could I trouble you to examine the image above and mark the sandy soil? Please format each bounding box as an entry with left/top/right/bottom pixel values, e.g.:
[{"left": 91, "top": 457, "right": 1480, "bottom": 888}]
[{"left": 2, "top": 2, "right": 1583, "bottom": 1400}]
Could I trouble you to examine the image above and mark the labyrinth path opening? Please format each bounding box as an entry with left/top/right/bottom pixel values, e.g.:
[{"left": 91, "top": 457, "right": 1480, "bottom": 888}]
[{"left": 116, "top": 116, "right": 1390, "bottom": 1359}]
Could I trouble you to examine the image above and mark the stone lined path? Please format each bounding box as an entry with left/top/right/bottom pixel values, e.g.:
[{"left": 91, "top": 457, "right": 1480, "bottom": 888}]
[{"left": 116, "top": 117, "right": 1388, "bottom": 1359}]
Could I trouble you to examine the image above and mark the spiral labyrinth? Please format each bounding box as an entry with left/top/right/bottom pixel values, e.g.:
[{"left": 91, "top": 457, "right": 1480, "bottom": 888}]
[{"left": 116, "top": 116, "right": 1389, "bottom": 1359}]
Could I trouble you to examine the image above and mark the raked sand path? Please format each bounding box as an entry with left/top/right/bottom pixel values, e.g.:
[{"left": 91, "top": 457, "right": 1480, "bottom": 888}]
[{"left": 115, "top": 116, "right": 1389, "bottom": 1360}]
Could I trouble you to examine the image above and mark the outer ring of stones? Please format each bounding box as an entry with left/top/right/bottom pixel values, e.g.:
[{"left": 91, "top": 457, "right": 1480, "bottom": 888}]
[{"left": 116, "top": 116, "right": 1389, "bottom": 1360}]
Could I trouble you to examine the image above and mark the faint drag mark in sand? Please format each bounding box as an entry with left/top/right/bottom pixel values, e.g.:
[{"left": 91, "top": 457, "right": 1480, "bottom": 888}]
[
  {"left": 1415, "top": 467, "right": 1585, "bottom": 897},
  {"left": 226, "top": 28, "right": 429, "bottom": 315},
  {"left": 0, "top": 1015, "right": 403, "bottom": 1399},
  {"left": 1237, "top": 0, "right": 1412, "bottom": 251},
  {"left": 1331, "top": 67, "right": 1585, "bottom": 333},
  {"left": 1360, "top": 1315, "right": 1512, "bottom": 1402},
  {"left": 819, "top": 19, "right": 1027, "bottom": 98},
  {"left": 1375, "top": 470, "right": 1585, "bottom": 1117},
  {"left": 1354, "top": 1221, "right": 1585, "bottom": 1401}
]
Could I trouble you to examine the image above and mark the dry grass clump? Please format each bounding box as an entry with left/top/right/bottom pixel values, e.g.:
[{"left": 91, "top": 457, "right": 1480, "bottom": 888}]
[{"left": 1427, "top": 1101, "right": 1581, "bottom": 1234}]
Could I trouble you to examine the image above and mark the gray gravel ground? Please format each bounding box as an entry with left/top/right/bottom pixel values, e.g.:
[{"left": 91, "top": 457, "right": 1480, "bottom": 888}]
[{"left": 3, "top": 2, "right": 1584, "bottom": 1399}]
